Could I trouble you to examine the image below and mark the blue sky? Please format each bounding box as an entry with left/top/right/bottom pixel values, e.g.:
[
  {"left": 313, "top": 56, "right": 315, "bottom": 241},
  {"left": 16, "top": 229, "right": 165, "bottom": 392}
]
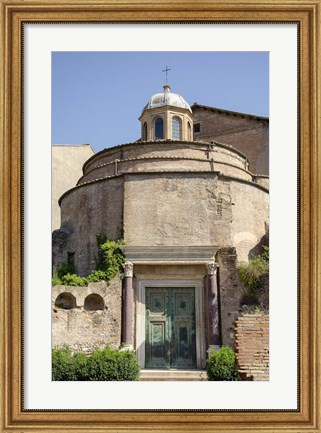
[{"left": 52, "top": 52, "right": 269, "bottom": 153}]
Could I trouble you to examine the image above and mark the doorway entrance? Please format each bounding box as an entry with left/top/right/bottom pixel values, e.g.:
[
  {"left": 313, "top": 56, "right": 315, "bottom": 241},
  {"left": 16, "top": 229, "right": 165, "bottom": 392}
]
[{"left": 145, "top": 287, "right": 196, "bottom": 369}]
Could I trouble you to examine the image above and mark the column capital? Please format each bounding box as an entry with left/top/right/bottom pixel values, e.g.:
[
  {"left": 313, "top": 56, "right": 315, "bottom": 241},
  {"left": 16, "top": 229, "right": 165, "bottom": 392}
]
[
  {"left": 123, "top": 261, "right": 134, "bottom": 277},
  {"left": 206, "top": 261, "right": 218, "bottom": 275}
]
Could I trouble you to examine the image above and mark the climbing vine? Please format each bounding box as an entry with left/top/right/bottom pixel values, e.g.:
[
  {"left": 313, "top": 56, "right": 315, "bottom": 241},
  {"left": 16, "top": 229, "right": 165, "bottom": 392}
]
[{"left": 52, "top": 236, "right": 125, "bottom": 286}]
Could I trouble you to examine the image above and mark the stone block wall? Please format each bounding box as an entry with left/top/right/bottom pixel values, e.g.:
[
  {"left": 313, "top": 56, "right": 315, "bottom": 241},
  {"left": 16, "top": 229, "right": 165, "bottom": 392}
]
[
  {"left": 234, "top": 313, "right": 269, "bottom": 380},
  {"left": 217, "top": 247, "right": 244, "bottom": 347},
  {"left": 52, "top": 276, "right": 122, "bottom": 353}
]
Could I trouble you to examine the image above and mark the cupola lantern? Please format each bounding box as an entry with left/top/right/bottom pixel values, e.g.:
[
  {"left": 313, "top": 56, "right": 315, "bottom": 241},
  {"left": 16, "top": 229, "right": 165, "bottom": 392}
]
[{"left": 139, "top": 84, "right": 194, "bottom": 142}]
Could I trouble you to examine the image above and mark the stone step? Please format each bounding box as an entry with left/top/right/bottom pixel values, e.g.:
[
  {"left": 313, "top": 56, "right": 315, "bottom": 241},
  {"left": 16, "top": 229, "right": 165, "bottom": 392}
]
[{"left": 140, "top": 369, "right": 208, "bottom": 381}]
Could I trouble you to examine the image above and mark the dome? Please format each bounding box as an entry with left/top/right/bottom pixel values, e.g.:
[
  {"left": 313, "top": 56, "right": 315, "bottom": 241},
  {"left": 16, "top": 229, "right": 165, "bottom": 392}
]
[{"left": 142, "top": 84, "right": 192, "bottom": 114}]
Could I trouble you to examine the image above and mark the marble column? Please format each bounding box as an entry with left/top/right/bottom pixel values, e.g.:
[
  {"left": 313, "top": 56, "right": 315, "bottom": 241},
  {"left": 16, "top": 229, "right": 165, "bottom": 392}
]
[
  {"left": 206, "top": 261, "right": 221, "bottom": 352},
  {"left": 122, "top": 261, "right": 134, "bottom": 350}
]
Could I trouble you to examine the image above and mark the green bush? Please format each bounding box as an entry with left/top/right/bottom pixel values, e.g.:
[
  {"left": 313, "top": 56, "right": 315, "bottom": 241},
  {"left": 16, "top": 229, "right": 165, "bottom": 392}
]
[
  {"left": 86, "top": 269, "right": 108, "bottom": 283},
  {"left": 238, "top": 246, "right": 269, "bottom": 294},
  {"left": 207, "top": 346, "right": 240, "bottom": 381},
  {"left": 72, "top": 352, "right": 89, "bottom": 380},
  {"left": 52, "top": 347, "right": 79, "bottom": 381},
  {"left": 52, "top": 347, "right": 140, "bottom": 381},
  {"left": 87, "top": 347, "right": 140, "bottom": 381},
  {"left": 60, "top": 273, "right": 88, "bottom": 286}
]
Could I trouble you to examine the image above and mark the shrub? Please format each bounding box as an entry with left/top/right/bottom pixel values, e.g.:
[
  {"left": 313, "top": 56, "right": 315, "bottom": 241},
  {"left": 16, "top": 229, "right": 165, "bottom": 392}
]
[
  {"left": 238, "top": 247, "right": 269, "bottom": 294},
  {"left": 86, "top": 269, "right": 108, "bottom": 283},
  {"left": 87, "top": 347, "right": 140, "bottom": 381},
  {"left": 60, "top": 273, "right": 88, "bottom": 286},
  {"left": 52, "top": 347, "right": 78, "bottom": 381},
  {"left": 207, "top": 346, "right": 240, "bottom": 381},
  {"left": 72, "top": 352, "right": 89, "bottom": 381},
  {"left": 52, "top": 347, "right": 140, "bottom": 381}
]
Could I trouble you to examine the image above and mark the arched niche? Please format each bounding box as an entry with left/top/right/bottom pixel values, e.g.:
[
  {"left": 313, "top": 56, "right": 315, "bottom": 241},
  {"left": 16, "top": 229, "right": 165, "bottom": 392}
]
[
  {"left": 55, "top": 292, "right": 77, "bottom": 310},
  {"left": 84, "top": 293, "right": 105, "bottom": 311}
]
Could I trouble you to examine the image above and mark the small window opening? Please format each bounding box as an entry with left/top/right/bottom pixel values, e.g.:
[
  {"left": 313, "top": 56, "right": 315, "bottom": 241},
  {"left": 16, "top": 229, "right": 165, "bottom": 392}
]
[
  {"left": 187, "top": 122, "right": 192, "bottom": 141},
  {"left": 142, "top": 122, "right": 147, "bottom": 141},
  {"left": 194, "top": 123, "right": 201, "bottom": 133},
  {"left": 154, "top": 117, "right": 164, "bottom": 140}
]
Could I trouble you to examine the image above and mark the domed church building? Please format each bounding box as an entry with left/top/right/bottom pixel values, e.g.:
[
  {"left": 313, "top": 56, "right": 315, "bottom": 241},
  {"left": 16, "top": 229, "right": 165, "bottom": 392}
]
[{"left": 52, "top": 84, "right": 269, "bottom": 373}]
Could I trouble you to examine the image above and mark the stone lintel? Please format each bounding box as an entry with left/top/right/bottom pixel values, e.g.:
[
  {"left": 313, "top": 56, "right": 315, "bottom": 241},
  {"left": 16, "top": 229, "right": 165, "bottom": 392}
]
[{"left": 120, "top": 245, "right": 219, "bottom": 265}]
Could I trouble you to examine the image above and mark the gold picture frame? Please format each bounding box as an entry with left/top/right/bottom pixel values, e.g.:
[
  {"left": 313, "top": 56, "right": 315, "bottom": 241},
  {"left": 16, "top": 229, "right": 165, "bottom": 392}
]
[{"left": 0, "top": 1, "right": 320, "bottom": 431}]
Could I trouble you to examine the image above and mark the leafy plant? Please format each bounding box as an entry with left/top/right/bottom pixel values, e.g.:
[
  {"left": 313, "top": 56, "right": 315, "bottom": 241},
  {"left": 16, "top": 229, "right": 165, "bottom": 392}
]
[
  {"left": 52, "top": 236, "right": 125, "bottom": 286},
  {"left": 206, "top": 346, "right": 240, "bottom": 381},
  {"left": 95, "top": 236, "right": 125, "bottom": 281},
  {"left": 238, "top": 247, "right": 269, "bottom": 294},
  {"left": 60, "top": 273, "right": 88, "bottom": 287}
]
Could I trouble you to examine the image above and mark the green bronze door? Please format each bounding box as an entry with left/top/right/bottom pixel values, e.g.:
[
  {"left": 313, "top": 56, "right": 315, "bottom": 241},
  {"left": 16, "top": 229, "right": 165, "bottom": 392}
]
[{"left": 145, "top": 287, "right": 196, "bottom": 369}]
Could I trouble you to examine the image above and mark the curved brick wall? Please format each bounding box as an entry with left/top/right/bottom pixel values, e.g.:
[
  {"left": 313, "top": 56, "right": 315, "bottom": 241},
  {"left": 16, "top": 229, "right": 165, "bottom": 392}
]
[
  {"left": 81, "top": 140, "right": 250, "bottom": 181},
  {"left": 56, "top": 140, "right": 269, "bottom": 276}
]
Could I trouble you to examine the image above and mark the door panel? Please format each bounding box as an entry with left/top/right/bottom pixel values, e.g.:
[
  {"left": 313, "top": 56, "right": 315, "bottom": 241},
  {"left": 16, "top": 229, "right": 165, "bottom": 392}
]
[
  {"left": 145, "top": 287, "right": 196, "bottom": 369},
  {"left": 171, "top": 289, "right": 196, "bottom": 368},
  {"left": 145, "top": 289, "right": 170, "bottom": 368}
]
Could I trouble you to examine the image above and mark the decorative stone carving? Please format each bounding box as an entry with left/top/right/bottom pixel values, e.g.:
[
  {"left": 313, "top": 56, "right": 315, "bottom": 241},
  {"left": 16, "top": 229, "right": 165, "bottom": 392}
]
[
  {"left": 123, "top": 261, "right": 134, "bottom": 277},
  {"left": 206, "top": 261, "right": 218, "bottom": 275}
]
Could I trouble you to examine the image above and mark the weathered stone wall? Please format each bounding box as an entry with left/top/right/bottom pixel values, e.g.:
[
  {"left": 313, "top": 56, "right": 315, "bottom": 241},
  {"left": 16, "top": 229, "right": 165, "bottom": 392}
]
[
  {"left": 234, "top": 314, "right": 269, "bottom": 380},
  {"left": 123, "top": 172, "right": 268, "bottom": 264},
  {"left": 54, "top": 176, "right": 124, "bottom": 276},
  {"left": 79, "top": 140, "right": 251, "bottom": 185},
  {"left": 123, "top": 173, "right": 232, "bottom": 247},
  {"left": 217, "top": 247, "right": 244, "bottom": 348},
  {"left": 192, "top": 104, "right": 269, "bottom": 175},
  {"left": 52, "top": 144, "right": 94, "bottom": 231},
  {"left": 52, "top": 277, "right": 122, "bottom": 353},
  {"left": 229, "top": 180, "right": 269, "bottom": 262}
]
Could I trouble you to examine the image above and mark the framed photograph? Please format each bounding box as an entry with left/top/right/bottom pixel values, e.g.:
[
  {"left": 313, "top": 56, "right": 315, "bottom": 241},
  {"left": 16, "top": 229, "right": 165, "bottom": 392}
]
[{"left": 1, "top": 1, "right": 320, "bottom": 432}]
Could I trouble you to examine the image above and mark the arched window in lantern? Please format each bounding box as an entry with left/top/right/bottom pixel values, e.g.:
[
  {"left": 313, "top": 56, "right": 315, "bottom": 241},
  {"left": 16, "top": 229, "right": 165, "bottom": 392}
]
[
  {"left": 172, "top": 116, "right": 182, "bottom": 140},
  {"left": 154, "top": 117, "right": 164, "bottom": 140}
]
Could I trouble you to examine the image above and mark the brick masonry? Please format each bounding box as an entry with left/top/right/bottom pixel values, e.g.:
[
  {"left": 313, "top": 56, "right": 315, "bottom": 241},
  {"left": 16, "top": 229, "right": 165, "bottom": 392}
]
[
  {"left": 192, "top": 104, "right": 269, "bottom": 176},
  {"left": 234, "top": 314, "right": 269, "bottom": 381}
]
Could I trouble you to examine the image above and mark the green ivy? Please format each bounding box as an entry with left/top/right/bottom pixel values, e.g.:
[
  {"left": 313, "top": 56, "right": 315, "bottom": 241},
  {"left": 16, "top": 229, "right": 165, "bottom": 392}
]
[
  {"left": 94, "top": 236, "right": 125, "bottom": 281},
  {"left": 52, "top": 236, "right": 125, "bottom": 286}
]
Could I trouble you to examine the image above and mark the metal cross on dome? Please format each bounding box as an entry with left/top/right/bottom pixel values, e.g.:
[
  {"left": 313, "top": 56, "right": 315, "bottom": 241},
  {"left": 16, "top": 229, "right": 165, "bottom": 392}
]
[{"left": 162, "top": 66, "right": 172, "bottom": 83}]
